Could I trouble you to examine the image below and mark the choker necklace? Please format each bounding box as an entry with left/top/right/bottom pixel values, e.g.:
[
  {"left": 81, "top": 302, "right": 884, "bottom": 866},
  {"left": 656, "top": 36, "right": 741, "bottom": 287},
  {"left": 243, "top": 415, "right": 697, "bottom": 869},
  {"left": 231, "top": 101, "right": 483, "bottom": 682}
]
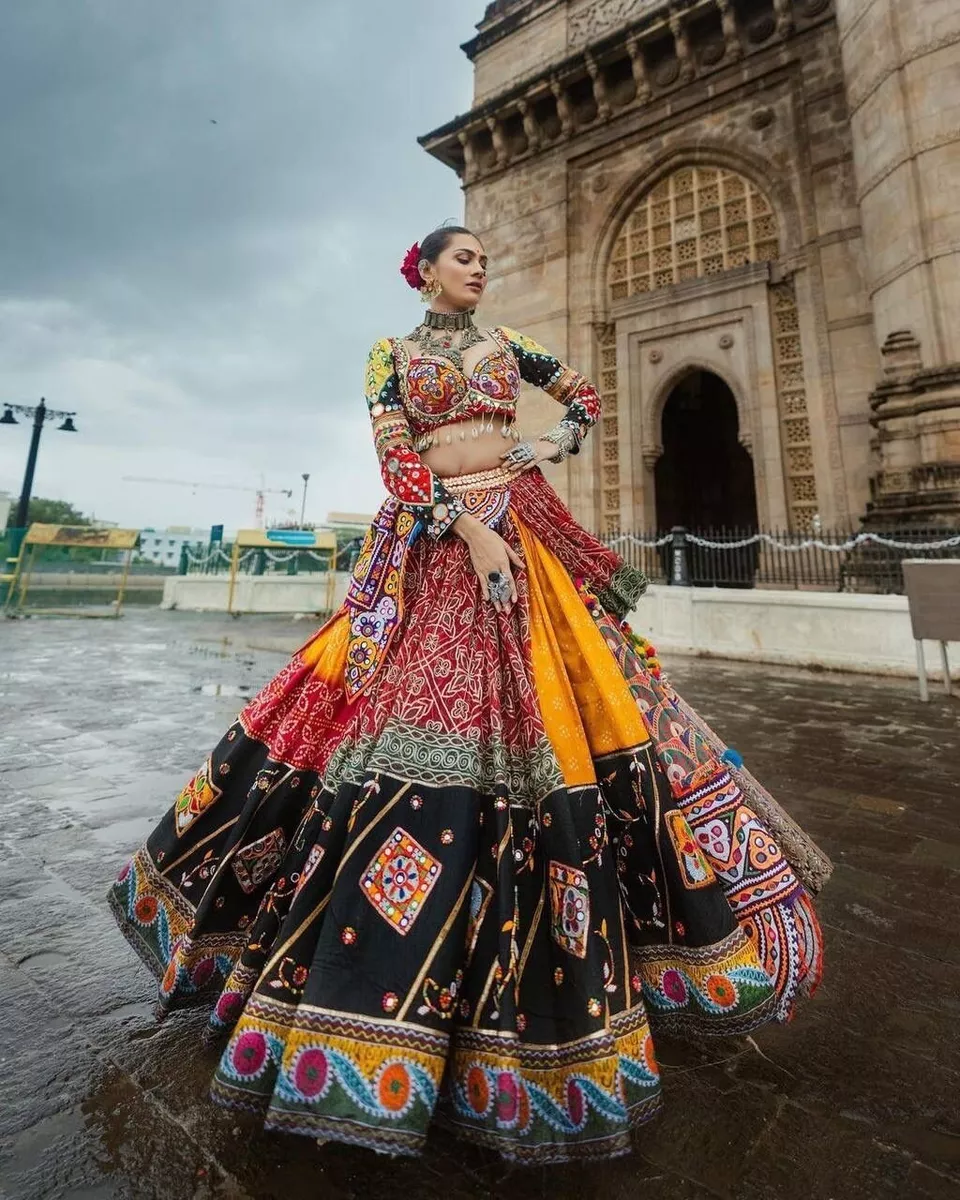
[
  {"left": 422, "top": 309, "right": 475, "bottom": 331},
  {"left": 408, "top": 307, "right": 486, "bottom": 372}
]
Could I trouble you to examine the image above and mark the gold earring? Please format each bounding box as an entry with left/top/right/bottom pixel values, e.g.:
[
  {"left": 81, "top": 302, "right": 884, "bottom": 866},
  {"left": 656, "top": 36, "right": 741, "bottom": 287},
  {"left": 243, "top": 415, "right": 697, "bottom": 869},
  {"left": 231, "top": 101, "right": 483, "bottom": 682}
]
[{"left": 420, "top": 278, "right": 442, "bottom": 303}]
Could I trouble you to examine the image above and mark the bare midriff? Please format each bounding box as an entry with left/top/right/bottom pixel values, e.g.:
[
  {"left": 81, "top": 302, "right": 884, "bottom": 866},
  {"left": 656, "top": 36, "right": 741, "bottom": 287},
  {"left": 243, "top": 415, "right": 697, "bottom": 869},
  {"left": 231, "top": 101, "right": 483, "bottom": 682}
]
[{"left": 421, "top": 420, "right": 522, "bottom": 479}]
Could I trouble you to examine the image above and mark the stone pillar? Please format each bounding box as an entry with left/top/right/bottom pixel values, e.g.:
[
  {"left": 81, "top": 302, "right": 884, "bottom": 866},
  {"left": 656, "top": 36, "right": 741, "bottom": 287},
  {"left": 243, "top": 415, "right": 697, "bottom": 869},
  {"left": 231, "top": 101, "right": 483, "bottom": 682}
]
[
  {"left": 626, "top": 35, "right": 652, "bottom": 102},
  {"left": 584, "top": 53, "right": 611, "bottom": 121},
  {"left": 835, "top": 0, "right": 960, "bottom": 526},
  {"left": 517, "top": 99, "right": 541, "bottom": 153}
]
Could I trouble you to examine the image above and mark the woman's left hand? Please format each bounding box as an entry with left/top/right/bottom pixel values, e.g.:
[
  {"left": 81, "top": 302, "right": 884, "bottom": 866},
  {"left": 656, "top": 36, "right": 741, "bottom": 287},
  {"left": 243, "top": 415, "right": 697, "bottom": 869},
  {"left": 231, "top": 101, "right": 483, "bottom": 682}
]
[{"left": 500, "top": 440, "right": 556, "bottom": 472}]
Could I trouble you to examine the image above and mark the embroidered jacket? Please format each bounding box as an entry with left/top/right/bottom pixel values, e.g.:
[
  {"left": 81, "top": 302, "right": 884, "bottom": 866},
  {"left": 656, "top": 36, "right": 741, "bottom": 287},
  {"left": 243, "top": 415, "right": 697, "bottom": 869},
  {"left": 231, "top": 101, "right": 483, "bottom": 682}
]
[{"left": 364, "top": 327, "right": 601, "bottom": 538}]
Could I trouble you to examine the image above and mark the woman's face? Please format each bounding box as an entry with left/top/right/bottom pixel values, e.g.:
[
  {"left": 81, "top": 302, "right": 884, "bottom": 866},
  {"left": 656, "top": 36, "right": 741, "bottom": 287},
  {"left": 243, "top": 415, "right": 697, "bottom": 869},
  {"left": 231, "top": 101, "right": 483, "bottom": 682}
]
[{"left": 422, "top": 235, "right": 488, "bottom": 310}]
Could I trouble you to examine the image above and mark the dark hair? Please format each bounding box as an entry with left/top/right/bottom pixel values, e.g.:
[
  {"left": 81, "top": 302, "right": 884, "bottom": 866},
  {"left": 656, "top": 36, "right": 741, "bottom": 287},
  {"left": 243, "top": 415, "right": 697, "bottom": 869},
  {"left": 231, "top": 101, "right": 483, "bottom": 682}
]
[{"left": 419, "top": 225, "right": 482, "bottom": 264}]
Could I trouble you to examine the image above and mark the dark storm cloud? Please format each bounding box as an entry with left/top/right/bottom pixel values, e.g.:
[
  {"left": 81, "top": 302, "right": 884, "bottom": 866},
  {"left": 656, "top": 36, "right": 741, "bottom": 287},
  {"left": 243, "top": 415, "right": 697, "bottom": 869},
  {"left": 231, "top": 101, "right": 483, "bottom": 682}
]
[{"left": 0, "top": 1, "right": 478, "bottom": 529}]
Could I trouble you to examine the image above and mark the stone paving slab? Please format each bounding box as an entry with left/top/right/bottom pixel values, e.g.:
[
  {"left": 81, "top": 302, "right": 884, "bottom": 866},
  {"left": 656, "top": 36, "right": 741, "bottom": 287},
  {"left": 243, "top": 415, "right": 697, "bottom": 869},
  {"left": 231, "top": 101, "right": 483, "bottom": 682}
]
[{"left": 0, "top": 610, "right": 958, "bottom": 1199}]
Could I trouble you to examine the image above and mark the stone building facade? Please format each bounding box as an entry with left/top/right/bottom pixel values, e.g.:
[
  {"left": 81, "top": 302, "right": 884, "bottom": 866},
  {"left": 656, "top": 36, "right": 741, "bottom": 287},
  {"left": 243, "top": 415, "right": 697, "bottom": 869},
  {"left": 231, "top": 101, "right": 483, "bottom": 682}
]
[{"left": 421, "top": 0, "right": 960, "bottom": 533}]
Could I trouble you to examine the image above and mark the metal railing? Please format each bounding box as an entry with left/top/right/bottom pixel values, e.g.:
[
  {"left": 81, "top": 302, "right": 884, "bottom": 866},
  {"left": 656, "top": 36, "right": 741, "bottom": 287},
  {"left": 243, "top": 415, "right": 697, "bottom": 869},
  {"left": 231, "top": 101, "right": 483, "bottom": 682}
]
[{"left": 603, "top": 526, "right": 960, "bottom": 593}]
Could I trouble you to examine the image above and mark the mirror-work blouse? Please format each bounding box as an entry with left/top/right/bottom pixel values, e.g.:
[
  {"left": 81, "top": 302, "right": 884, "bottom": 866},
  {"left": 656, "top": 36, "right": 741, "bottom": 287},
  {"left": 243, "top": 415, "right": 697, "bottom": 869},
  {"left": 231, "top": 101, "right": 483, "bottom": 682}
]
[{"left": 364, "top": 326, "right": 601, "bottom": 537}]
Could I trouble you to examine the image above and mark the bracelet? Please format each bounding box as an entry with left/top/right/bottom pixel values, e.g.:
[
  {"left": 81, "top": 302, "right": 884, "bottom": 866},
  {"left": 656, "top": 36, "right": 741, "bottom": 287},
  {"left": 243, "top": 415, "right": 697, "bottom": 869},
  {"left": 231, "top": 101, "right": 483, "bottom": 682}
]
[{"left": 540, "top": 421, "right": 580, "bottom": 463}]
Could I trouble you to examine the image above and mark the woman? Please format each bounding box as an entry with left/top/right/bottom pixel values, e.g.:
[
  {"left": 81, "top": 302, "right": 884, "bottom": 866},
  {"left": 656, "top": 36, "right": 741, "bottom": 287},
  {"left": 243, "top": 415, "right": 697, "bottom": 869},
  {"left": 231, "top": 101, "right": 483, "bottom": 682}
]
[{"left": 109, "top": 226, "right": 830, "bottom": 1164}]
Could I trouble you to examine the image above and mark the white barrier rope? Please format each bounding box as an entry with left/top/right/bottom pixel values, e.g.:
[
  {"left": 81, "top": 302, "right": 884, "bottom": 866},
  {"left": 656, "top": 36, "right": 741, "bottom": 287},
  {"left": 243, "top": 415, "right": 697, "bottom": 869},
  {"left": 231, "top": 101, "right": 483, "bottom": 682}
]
[
  {"left": 605, "top": 531, "right": 960, "bottom": 552},
  {"left": 262, "top": 548, "right": 333, "bottom": 567},
  {"left": 684, "top": 532, "right": 960, "bottom": 552},
  {"left": 607, "top": 534, "right": 672, "bottom": 549}
]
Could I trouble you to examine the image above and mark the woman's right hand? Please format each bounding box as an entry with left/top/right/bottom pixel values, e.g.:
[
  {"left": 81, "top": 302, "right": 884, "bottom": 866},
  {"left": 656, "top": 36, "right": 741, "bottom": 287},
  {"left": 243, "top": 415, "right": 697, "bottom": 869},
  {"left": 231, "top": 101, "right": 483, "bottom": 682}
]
[{"left": 453, "top": 514, "right": 523, "bottom": 615}]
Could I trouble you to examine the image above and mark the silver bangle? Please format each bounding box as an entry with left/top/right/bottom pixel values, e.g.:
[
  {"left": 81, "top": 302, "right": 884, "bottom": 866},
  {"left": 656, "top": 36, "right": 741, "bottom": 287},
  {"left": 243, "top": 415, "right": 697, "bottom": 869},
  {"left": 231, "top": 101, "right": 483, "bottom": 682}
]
[{"left": 540, "top": 423, "right": 578, "bottom": 463}]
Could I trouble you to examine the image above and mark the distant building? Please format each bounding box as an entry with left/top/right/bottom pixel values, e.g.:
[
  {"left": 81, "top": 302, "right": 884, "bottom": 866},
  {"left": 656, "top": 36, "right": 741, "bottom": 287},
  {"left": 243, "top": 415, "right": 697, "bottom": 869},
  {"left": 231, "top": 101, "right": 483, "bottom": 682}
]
[
  {"left": 137, "top": 527, "right": 222, "bottom": 568},
  {"left": 327, "top": 511, "right": 375, "bottom": 528}
]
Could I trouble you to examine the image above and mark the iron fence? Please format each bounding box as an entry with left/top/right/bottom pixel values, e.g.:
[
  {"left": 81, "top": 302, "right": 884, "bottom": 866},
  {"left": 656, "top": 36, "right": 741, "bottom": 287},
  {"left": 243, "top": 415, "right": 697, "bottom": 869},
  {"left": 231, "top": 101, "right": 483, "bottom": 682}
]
[{"left": 603, "top": 526, "right": 960, "bottom": 594}]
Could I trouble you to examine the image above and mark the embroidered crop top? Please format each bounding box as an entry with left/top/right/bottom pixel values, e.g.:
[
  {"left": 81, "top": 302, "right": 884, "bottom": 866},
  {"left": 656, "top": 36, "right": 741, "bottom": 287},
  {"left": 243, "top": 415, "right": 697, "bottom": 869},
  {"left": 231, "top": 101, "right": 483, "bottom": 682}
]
[{"left": 364, "top": 326, "right": 601, "bottom": 538}]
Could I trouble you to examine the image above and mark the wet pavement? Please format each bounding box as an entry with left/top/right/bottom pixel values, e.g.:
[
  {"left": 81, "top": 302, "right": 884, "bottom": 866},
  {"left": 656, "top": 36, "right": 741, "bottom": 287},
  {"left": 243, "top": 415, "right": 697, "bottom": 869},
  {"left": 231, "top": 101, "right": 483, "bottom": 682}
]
[{"left": 0, "top": 609, "right": 958, "bottom": 1200}]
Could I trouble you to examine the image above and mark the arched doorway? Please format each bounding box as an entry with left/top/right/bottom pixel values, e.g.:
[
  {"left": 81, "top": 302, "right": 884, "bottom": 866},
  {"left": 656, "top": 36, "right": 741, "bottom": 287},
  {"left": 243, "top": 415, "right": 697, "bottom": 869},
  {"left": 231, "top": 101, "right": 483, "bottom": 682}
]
[{"left": 655, "top": 370, "right": 758, "bottom": 531}]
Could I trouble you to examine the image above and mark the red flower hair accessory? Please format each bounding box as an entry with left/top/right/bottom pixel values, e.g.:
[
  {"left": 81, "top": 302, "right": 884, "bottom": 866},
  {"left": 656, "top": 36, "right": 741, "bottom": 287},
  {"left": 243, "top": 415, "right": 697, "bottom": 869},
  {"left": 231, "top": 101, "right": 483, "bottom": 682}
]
[{"left": 400, "top": 243, "right": 423, "bottom": 290}]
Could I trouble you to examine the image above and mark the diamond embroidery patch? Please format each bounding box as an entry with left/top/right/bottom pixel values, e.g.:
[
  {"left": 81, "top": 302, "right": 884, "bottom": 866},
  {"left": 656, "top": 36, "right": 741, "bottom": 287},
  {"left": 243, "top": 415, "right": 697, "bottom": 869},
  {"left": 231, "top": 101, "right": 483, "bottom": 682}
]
[
  {"left": 361, "top": 827, "right": 442, "bottom": 935},
  {"left": 548, "top": 861, "right": 590, "bottom": 959}
]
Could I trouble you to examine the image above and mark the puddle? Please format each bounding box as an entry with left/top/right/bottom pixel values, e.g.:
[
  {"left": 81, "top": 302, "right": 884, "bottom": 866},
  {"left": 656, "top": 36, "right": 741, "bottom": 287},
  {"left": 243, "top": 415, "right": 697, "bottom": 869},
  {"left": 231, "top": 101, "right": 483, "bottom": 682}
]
[
  {"left": 90, "top": 815, "right": 158, "bottom": 847},
  {"left": 17, "top": 949, "right": 70, "bottom": 970}
]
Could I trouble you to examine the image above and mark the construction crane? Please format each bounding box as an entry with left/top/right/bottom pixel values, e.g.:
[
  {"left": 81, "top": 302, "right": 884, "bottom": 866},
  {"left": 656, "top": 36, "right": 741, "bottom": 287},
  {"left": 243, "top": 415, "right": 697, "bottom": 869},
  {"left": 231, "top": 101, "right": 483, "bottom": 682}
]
[{"left": 122, "top": 476, "right": 294, "bottom": 529}]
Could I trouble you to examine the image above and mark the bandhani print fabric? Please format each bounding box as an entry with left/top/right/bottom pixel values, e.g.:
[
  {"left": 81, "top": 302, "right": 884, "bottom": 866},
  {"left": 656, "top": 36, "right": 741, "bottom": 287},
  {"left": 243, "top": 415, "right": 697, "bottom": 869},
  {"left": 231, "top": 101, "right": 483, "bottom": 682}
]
[{"left": 108, "top": 328, "right": 828, "bottom": 1163}]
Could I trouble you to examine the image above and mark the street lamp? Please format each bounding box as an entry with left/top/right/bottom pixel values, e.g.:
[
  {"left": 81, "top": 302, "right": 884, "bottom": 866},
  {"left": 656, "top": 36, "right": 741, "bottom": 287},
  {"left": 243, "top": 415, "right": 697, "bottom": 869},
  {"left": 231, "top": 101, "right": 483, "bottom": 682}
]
[
  {"left": 1, "top": 397, "right": 79, "bottom": 546},
  {"left": 299, "top": 472, "right": 310, "bottom": 528}
]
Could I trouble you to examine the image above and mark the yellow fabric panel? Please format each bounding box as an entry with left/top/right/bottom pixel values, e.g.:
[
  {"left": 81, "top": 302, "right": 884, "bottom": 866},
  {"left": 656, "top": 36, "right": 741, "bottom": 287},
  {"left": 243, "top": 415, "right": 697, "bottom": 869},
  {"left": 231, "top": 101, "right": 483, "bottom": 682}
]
[
  {"left": 302, "top": 611, "right": 350, "bottom": 684},
  {"left": 518, "top": 522, "right": 649, "bottom": 776},
  {"left": 517, "top": 524, "right": 596, "bottom": 787}
]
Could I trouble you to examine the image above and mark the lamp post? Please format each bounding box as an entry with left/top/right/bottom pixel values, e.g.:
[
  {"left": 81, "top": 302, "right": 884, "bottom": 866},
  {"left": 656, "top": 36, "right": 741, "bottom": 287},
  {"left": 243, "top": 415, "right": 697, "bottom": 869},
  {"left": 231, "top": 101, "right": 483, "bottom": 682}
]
[
  {"left": 1, "top": 397, "right": 78, "bottom": 564},
  {"left": 299, "top": 472, "right": 310, "bottom": 528}
]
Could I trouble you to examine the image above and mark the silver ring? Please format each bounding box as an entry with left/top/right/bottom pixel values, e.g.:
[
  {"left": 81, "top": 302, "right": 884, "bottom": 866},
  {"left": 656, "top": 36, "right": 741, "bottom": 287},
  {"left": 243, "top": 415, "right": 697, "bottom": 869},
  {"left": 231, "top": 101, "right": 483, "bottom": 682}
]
[
  {"left": 503, "top": 440, "right": 536, "bottom": 467},
  {"left": 487, "top": 572, "right": 511, "bottom": 604}
]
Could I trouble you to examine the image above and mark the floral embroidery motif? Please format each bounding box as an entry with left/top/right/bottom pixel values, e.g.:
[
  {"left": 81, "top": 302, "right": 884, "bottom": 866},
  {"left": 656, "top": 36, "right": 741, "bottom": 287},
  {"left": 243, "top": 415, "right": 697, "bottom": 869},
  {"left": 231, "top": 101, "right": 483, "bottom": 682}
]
[
  {"left": 361, "top": 827, "right": 441, "bottom": 935},
  {"left": 664, "top": 810, "right": 715, "bottom": 890},
  {"left": 232, "top": 828, "right": 287, "bottom": 895},
  {"left": 174, "top": 758, "right": 222, "bottom": 837},
  {"left": 548, "top": 861, "right": 590, "bottom": 959}
]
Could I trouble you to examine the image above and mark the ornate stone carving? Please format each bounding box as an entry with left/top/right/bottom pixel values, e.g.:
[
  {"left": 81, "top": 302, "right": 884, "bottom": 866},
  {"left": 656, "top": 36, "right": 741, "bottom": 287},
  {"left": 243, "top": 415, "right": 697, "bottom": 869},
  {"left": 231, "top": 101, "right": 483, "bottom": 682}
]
[
  {"left": 569, "top": 0, "right": 664, "bottom": 50},
  {"left": 642, "top": 444, "right": 664, "bottom": 469},
  {"left": 749, "top": 107, "right": 775, "bottom": 131},
  {"left": 700, "top": 40, "right": 726, "bottom": 67},
  {"left": 747, "top": 14, "right": 776, "bottom": 43},
  {"left": 655, "top": 58, "right": 681, "bottom": 87},
  {"left": 719, "top": 333, "right": 735, "bottom": 349},
  {"left": 649, "top": 348, "right": 664, "bottom": 363}
]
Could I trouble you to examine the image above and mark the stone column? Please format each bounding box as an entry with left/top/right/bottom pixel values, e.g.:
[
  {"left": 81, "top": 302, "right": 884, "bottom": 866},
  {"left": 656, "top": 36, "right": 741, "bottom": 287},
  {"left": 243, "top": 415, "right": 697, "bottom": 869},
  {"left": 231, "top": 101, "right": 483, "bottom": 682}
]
[
  {"left": 584, "top": 53, "right": 611, "bottom": 121},
  {"left": 626, "top": 35, "right": 652, "bottom": 102},
  {"left": 517, "top": 99, "right": 541, "bottom": 153},
  {"left": 835, "top": 0, "right": 960, "bottom": 525}
]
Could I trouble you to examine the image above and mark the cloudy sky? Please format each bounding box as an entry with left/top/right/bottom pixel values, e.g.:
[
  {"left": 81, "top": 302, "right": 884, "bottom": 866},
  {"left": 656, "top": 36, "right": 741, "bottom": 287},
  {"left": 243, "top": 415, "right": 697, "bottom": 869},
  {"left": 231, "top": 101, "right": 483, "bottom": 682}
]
[{"left": 0, "top": 1, "right": 481, "bottom": 532}]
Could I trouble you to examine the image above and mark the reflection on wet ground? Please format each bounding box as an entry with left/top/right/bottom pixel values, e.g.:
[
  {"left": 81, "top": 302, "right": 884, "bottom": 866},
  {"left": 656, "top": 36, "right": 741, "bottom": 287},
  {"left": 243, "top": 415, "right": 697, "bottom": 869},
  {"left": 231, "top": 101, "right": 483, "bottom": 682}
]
[{"left": 1, "top": 611, "right": 958, "bottom": 1199}]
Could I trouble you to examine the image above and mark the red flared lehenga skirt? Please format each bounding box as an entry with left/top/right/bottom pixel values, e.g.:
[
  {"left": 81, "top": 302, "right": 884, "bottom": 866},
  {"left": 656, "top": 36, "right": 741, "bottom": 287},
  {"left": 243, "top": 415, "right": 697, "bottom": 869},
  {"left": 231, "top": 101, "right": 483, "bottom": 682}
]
[{"left": 108, "top": 470, "right": 829, "bottom": 1164}]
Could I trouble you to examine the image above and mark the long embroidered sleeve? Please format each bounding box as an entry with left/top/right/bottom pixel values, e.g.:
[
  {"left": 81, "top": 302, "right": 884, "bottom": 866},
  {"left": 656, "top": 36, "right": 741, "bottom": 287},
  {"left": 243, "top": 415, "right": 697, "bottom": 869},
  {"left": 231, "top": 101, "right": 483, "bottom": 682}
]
[
  {"left": 364, "top": 338, "right": 465, "bottom": 538},
  {"left": 496, "top": 327, "right": 601, "bottom": 455}
]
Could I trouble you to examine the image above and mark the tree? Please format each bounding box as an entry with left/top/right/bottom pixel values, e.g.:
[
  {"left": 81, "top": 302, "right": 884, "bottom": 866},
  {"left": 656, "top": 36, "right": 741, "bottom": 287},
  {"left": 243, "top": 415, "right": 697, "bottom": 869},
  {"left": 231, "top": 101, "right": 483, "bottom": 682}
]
[{"left": 26, "top": 497, "right": 91, "bottom": 526}]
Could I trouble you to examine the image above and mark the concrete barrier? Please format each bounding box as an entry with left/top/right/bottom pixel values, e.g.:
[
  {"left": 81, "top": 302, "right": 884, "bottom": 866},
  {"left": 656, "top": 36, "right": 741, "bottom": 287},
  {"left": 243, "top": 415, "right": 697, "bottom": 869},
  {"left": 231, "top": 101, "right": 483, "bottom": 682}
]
[
  {"left": 628, "top": 585, "right": 956, "bottom": 680},
  {"left": 161, "top": 573, "right": 351, "bottom": 615},
  {"left": 161, "top": 575, "right": 953, "bottom": 681}
]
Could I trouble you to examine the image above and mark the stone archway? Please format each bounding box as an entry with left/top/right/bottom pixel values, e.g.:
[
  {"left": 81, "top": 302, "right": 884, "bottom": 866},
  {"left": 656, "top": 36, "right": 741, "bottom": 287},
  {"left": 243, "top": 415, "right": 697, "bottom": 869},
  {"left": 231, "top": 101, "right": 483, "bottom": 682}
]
[{"left": 655, "top": 369, "right": 758, "bottom": 531}]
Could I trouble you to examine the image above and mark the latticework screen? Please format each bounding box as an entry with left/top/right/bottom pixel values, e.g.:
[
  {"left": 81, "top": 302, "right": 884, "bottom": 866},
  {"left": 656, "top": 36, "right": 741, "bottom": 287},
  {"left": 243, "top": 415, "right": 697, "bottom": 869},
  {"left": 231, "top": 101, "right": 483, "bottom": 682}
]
[{"left": 607, "top": 166, "right": 779, "bottom": 302}]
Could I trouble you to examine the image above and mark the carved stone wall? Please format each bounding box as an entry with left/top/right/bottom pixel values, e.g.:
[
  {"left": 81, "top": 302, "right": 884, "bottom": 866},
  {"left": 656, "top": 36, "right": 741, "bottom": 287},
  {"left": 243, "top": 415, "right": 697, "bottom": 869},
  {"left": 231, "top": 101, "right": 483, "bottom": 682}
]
[{"left": 425, "top": 0, "right": 886, "bottom": 531}]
